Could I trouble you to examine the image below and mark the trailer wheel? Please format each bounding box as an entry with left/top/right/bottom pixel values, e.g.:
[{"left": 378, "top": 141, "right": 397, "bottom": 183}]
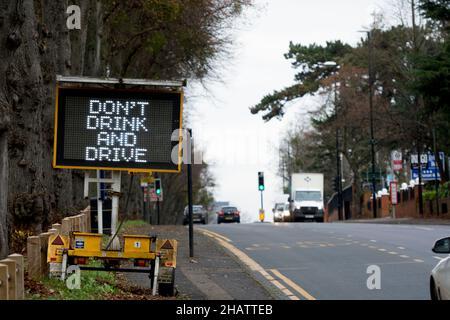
[{"left": 158, "top": 268, "right": 176, "bottom": 296}]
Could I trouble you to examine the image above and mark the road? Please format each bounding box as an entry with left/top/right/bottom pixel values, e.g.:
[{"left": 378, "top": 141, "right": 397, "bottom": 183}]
[{"left": 199, "top": 222, "right": 450, "bottom": 300}]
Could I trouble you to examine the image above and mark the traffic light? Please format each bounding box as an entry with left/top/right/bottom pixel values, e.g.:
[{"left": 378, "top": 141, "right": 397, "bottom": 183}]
[
  {"left": 258, "top": 172, "right": 265, "bottom": 191},
  {"left": 155, "top": 178, "right": 162, "bottom": 195},
  {"left": 333, "top": 176, "right": 340, "bottom": 192}
]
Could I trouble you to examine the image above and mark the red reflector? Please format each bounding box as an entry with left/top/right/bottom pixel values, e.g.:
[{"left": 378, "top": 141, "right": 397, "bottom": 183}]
[
  {"left": 50, "top": 257, "right": 56, "bottom": 262},
  {"left": 135, "top": 260, "right": 147, "bottom": 267},
  {"left": 165, "top": 262, "right": 173, "bottom": 267}
]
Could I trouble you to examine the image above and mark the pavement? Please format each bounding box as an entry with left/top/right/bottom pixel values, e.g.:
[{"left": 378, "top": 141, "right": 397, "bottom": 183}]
[
  {"left": 339, "top": 217, "right": 450, "bottom": 225},
  {"left": 121, "top": 224, "right": 275, "bottom": 300},
  {"left": 200, "top": 222, "right": 450, "bottom": 300}
]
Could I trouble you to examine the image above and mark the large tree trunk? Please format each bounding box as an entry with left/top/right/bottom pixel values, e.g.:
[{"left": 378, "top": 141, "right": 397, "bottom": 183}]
[
  {"left": 0, "top": 130, "right": 8, "bottom": 259},
  {"left": 0, "top": 1, "right": 85, "bottom": 247}
]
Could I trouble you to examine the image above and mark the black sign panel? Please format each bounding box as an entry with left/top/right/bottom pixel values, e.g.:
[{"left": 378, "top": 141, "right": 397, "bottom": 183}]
[{"left": 53, "top": 87, "right": 183, "bottom": 172}]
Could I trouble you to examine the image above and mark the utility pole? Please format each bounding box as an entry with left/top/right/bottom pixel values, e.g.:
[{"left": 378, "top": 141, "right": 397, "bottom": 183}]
[
  {"left": 187, "top": 128, "right": 194, "bottom": 258},
  {"left": 411, "top": 0, "right": 424, "bottom": 216},
  {"left": 417, "top": 144, "right": 424, "bottom": 215},
  {"left": 368, "top": 30, "right": 378, "bottom": 219},
  {"left": 334, "top": 78, "right": 343, "bottom": 221},
  {"left": 433, "top": 128, "right": 440, "bottom": 215}
]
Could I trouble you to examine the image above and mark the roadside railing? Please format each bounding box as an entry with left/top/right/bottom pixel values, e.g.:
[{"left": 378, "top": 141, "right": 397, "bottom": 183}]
[
  {"left": 0, "top": 254, "right": 25, "bottom": 300},
  {"left": 22, "top": 207, "right": 91, "bottom": 288}
]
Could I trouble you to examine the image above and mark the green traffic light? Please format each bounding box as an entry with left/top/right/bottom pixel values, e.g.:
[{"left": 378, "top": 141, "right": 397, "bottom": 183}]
[
  {"left": 156, "top": 189, "right": 161, "bottom": 195},
  {"left": 259, "top": 185, "right": 265, "bottom": 191}
]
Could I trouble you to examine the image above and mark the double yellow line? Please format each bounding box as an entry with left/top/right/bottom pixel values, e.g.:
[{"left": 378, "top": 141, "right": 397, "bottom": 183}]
[{"left": 199, "top": 229, "right": 316, "bottom": 301}]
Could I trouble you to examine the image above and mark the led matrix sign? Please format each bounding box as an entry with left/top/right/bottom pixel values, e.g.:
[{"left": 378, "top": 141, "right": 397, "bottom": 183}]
[{"left": 53, "top": 87, "right": 183, "bottom": 172}]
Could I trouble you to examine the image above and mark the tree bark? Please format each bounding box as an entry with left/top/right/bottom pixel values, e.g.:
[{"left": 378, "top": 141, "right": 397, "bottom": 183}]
[{"left": 0, "top": 1, "right": 84, "bottom": 244}]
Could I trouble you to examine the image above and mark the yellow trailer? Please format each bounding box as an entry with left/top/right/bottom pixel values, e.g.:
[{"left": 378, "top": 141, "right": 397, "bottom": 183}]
[{"left": 47, "top": 232, "right": 178, "bottom": 296}]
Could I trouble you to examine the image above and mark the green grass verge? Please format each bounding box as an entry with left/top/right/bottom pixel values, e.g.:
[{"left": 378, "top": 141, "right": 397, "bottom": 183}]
[
  {"left": 121, "top": 220, "right": 149, "bottom": 230},
  {"left": 29, "top": 260, "right": 119, "bottom": 300}
]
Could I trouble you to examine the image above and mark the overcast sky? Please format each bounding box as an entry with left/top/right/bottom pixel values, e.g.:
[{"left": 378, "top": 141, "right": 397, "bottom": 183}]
[{"left": 186, "top": 0, "right": 388, "bottom": 223}]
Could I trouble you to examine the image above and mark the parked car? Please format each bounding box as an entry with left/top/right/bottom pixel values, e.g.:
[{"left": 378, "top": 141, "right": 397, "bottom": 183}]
[
  {"left": 282, "top": 203, "right": 291, "bottom": 222},
  {"left": 217, "top": 206, "right": 240, "bottom": 224},
  {"left": 183, "top": 205, "right": 208, "bottom": 225},
  {"left": 273, "top": 203, "right": 291, "bottom": 222},
  {"left": 273, "top": 203, "right": 285, "bottom": 222},
  {"left": 430, "top": 237, "right": 450, "bottom": 300}
]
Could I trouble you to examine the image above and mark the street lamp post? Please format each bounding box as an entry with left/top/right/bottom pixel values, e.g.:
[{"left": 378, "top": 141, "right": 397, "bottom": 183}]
[
  {"left": 321, "top": 61, "right": 343, "bottom": 221},
  {"left": 360, "top": 30, "right": 378, "bottom": 219},
  {"left": 334, "top": 79, "right": 343, "bottom": 221}
]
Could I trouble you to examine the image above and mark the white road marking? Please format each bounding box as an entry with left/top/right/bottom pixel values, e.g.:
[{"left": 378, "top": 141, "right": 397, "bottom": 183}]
[
  {"left": 378, "top": 249, "right": 387, "bottom": 252},
  {"left": 400, "top": 255, "right": 410, "bottom": 259},
  {"left": 370, "top": 240, "right": 377, "bottom": 243},
  {"left": 389, "top": 252, "right": 398, "bottom": 255},
  {"left": 433, "top": 256, "right": 444, "bottom": 261},
  {"left": 414, "top": 259, "right": 424, "bottom": 263},
  {"left": 414, "top": 226, "right": 434, "bottom": 231},
  {"left": 397, "top": 247, "right": 406, "bottom": 250}
]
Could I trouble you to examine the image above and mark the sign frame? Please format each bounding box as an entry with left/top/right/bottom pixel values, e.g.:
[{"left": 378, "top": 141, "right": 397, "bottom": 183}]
[
  {"left": 390, "top": 181, "right": 398, "bottom": 205},
  {"left": 53, "top": 84, "right": 184, "bottom": 173}
]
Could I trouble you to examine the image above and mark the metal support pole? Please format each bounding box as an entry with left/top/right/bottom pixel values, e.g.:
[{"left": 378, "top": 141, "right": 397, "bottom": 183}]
[
  {"left": 417, "top": 145, "right": 424, "bottom": 215},
  {"left": 260, "top": 190, "right": 264, "bottom": 211},
  {"left": 96, "top": 170, "right": 104, "bottom": 234},
  {"left": 368, "top": 31, "right": 377, "bottom": 219},
  {"left": 110, "top": 171, "right": 121, "bottom": 250},
  {"left": 157, "top": 198, "right": 160, "bottom": 225},
  {"left": 187, "top": 129, "right": 194, "bottom": 258},
  {"left": 152, "top": 256, "right": 160, "bottom": 296},
  {"left": 433, "top": 128, "right": 440, "bottom": 216}
]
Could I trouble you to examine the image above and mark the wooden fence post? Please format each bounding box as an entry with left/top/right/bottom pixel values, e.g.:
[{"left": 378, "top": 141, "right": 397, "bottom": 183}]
[
  {"left": 0, "top": 263, "right": 8, "bottom": 300},
  {"left": 86, "top": 207, "right": 91, "bottom": 232},
  {"left": 52, "top": 223, "right": 62, "bottom": 234},
  {"left": 69, "top": 216, "right": 77, "bottom": 232},
  {"left": 39, "top": 233, "right": 52, "bottom": 278},
  {"left": 27, "top": 236, "right": 41, "bottom": 279},
  {"left": 0, "top": 259, "right": 16, "bottom": 300},
  {"left": 61, "top": 218, "right": 71, "bottom": 236},
  {"left": 80, "top": 214, "right": 87, "bottom": 232},
  {"left": 7, "top": 254, "right": 24, "bottom": 300}
]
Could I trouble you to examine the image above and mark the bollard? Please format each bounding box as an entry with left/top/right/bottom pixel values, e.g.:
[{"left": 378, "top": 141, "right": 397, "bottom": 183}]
[
  {"left": 0, "top": 263, "right": 8, "bottom": 300},
  {"left": 27, "top": 236, "right": 42, "bottom": 279},
  {"left": 7, "top": 254, "right": 24, "bottom": 300},
  {"left": 0, "top": 259, "right": 16, "bottom": 300},
  {"left": 61, "top": 218, "right": 71, "bottom": 236},
  {"left": 39, "top": 233, "right": 52, "bottom": 278},
  {"left": 52, "top": 223, "right": 62, "bottom": 234}
]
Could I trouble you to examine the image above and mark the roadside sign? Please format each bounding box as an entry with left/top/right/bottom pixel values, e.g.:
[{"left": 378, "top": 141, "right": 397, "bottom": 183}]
[
  {"left": 47, "top": 234, "right": 69, "bottom": 263},
  {"left": 53, "top": 86, "right": 183, "bottom": 173},
  {"left": 140, "top": 174, "right": 155, "bottom": 187},
  {"left": 411, "top": 153, "right": 430, "bottom": 169},
  {"left": 390, "top": 182, "right": 398, "bottom": 205},
  {"left": 391, "top": 150, "right": 403, "bottom": 171},
  {"left": 149, "top": 184, "right": 163, "bottom": 202},
  {"left": 156, "top": 239, "right": 177, "bottom": 268},
  {"left": 411, "top": 152, "right": 445, "bottom": 181}
]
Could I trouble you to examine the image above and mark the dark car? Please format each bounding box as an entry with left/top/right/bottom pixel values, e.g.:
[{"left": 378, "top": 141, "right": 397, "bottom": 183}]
[
  {"left": 183, "top": 205, "right": 208, "bottom": 225},
  {"left": 217, "top": 206, "right": 240, "bottom": 224}
]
